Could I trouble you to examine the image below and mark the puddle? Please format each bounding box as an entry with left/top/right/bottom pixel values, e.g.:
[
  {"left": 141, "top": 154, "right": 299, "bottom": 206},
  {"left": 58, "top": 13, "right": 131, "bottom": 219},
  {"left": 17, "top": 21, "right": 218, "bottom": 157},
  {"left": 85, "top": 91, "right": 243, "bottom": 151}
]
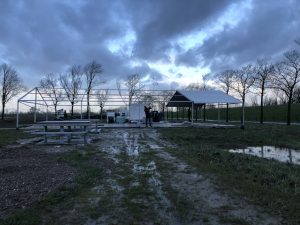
[
  {"left": 123, "top": 132, "right": 139, "bottom": 156},
  {"left": 148, "top": 144, "right": 162, "bottom": 149},
  {"left": 229, "top": 146, "right": 300, "bottom": 165},
  {"left": 134, "top": 161, "right": 157, "bottom": 174}
]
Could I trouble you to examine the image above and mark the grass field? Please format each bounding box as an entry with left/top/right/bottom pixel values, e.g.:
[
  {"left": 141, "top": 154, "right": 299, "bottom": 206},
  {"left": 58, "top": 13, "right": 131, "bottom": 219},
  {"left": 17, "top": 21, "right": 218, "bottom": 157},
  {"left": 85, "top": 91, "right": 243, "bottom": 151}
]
[
  {"left": 0, "top": 130, "right": 33, "bottom": 148},
  {"left": 205, "top": 104, "right": 300, "bottom": 123},
  {"left": 159, "top": 124, "right": 300, "bottom": 224},
  {"left": 0, "top": 124, "right": 299, "bottom": 224},
  {"left": 166, "top": 103, "right": 300, "bottom": 123}
]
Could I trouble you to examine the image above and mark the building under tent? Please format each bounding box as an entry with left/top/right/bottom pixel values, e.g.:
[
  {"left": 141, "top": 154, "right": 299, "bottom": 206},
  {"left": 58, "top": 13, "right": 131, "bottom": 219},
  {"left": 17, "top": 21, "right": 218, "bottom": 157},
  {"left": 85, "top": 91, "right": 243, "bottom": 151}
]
[{"left": 166, "top": 90, "right": 241, "bottom": 122}]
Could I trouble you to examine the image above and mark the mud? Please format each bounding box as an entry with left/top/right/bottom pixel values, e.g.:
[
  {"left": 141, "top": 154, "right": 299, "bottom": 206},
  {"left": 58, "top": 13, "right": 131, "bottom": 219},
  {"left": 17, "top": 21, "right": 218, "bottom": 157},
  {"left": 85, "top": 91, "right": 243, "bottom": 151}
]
[
  {"left": 84, "top": 129, "right": 282, "bottom": 225},
  {"left": 1, "top": 129, "right": 284, "bottom": 224}
]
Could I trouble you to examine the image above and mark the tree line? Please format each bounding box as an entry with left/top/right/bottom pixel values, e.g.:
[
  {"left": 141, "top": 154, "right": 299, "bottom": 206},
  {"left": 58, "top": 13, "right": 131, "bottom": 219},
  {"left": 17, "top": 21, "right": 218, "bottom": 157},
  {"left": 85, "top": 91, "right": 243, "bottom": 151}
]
[
  {"left": 186, "top": 40, "right": 300, "bottom": 126},
  {"left": 1, "top": 40, "right": 300, "bottom": 125}
]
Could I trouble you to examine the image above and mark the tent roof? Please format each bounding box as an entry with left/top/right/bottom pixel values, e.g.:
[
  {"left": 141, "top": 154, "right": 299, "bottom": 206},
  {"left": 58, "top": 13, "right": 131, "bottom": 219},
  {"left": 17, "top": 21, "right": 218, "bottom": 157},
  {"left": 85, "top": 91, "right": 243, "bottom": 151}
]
[{"left": 167, "top": 90, "right": 240, "bottom": 107}]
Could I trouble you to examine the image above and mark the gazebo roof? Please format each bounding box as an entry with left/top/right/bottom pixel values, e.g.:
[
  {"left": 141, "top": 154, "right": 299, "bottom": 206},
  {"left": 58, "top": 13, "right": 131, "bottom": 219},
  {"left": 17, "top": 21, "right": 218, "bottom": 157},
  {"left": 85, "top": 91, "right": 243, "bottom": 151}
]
[{"left": 167, "top": 90, "right": 240, "bottom": 107}]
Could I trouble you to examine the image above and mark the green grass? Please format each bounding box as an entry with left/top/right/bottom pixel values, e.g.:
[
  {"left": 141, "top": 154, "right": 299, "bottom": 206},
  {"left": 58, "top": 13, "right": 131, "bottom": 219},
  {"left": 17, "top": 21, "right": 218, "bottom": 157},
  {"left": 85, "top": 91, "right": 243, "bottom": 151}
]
[
  {"left": 166, "top": 103, "right": 300, "bottom": 123},
  {"left": 158, "top": 124, "right": 300, "bottom": 224},
  {"left": 205, "top": 104, "right": 300, "bottom": 123},
  {"left": 0, "top": 130, "right": 33, "bottom": 148}
]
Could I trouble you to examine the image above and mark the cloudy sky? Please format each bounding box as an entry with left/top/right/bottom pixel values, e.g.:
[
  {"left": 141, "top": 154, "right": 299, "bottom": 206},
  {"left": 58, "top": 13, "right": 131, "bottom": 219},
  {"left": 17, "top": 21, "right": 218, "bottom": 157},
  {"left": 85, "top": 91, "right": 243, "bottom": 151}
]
[{"left": 0, "top": 0, "right": 300, "bottom": 89}]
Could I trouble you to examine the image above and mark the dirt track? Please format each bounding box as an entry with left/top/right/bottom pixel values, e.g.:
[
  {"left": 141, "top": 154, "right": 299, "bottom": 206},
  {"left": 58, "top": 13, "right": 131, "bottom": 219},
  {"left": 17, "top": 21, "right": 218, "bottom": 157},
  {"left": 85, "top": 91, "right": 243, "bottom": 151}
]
[
  {"left": 75, "top": 129, "right": 281, "bottom": 225},
  {"left": 0, "top": 129, "right": 283, "bottom": 224}
]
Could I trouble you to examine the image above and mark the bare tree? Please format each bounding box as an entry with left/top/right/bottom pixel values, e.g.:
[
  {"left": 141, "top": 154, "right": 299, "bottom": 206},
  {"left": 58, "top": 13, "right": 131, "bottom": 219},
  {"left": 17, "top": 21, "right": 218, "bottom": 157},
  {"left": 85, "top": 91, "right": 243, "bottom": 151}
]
[
  {"left": 202, "top": 73, "right": 211, "bottom": 90},
  {"left": 96, "top": 89, "right": 109, "bottom": 121},
  {"left": 84, "top": 60, "right": 103, "bottom": 118},
  {"left": 273, "top": 50, "right": 300, "bottom": 125},
  {"left": 216, "top": 69, "right": 235, "bottom": 122},
  {"left": 186, "top": 74, "right": 212, "bottom": 91},
  {"left": 60, "top": 65, "right": 82, "bottom": 117},
  {"left": 232, "top": 65, "right": 256, "bottom": 128},
  {"left": 293, "top": 86, "right": 300, "bottom": 103},
  {"left": 157, "top": 90, "right": 174, "bottom": 119},
  {"left": 254, "top": 59, "right": 274, "bottom": 124},
  {"left": 186, "top": 82, "right": 205, "bottom": 90},
  {"left": 40, "top": 73, "right": 64, "bottom": 117},
  {"left": 117, "top": 74, "right": 144, "bottom": 106},
  {"left": 0, "top": 63, "right": 25, "bottom": 120}
]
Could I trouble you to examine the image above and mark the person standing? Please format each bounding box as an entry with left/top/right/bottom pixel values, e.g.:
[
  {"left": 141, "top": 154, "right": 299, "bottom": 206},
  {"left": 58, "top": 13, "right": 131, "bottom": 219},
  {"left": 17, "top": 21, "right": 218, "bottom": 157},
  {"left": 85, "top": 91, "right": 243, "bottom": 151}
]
[{"left": 144, "top": 106, "right": 152, "bottom": 127}]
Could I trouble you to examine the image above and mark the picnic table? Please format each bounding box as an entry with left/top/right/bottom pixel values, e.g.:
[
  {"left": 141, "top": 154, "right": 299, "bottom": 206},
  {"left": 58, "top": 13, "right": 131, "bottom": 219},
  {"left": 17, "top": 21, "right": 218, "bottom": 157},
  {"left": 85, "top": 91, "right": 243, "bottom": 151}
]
[{"left": 35, "top": 120, "right": 91, "bottom": 144}]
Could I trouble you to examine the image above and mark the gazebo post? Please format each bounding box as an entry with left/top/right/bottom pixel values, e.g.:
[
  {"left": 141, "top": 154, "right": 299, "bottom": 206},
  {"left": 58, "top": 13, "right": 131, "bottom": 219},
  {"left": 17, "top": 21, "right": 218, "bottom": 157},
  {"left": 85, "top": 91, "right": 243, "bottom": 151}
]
[
  {"left": 192, "top": 102, "right": 194, "bottom": 125},
  {"left": 203, "top": 104, "right": 206, "bottom": 122}
]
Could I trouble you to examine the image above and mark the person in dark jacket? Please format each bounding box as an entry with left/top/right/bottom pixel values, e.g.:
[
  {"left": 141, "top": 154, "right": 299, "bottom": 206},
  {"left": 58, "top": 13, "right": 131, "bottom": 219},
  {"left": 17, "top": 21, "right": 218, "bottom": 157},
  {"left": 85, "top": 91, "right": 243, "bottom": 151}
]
[{"left": 144, "top": 106, "right": 152, "bottom": 127}]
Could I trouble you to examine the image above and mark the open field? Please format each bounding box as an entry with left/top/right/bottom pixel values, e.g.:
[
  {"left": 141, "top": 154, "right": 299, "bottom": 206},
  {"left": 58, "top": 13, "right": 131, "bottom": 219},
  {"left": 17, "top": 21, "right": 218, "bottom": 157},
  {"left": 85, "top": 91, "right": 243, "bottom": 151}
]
[{"left": 0, "top": 124, "right": 299, "bottom": 225}]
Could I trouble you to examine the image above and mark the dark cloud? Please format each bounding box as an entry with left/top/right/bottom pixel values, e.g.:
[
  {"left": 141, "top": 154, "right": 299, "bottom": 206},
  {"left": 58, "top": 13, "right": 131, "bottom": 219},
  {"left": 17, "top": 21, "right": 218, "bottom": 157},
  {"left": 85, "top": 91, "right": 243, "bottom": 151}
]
[
  {"left": 0, "top": 0, "right": 299, "bottom": 88},
  {"left": 176, "top": 0, "right": 300, "bottom": 72},
  {"left": 126, "top": 0, "right": 237, "bottom": 61}
]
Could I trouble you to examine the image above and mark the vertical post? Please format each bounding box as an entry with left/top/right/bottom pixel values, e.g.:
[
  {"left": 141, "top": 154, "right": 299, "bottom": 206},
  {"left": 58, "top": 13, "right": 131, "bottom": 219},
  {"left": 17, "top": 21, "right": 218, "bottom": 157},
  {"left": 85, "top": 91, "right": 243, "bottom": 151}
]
[
  {"left": 203, "top": 104, "right": 206, "bottom": 122},
  {"left": 34, "top": 87, "right": 37, "bottom": 123},
  {"left": 80, "top": 102, "right": 83, "bottom": 119},
  {"left": 218, "top": 103, "right": 220, "bottom": 123},
  {"left": 46, "top": 106, "right": 49, "bottom": 121},
  {"left": 16, "top": 101, "right": 20, "bottom": 129},
  {"left": 166, "top": 108, "right": 168, "bottom": 120},
  {"left": 192, "top": 102, "right": 194, "bottom": 125}
]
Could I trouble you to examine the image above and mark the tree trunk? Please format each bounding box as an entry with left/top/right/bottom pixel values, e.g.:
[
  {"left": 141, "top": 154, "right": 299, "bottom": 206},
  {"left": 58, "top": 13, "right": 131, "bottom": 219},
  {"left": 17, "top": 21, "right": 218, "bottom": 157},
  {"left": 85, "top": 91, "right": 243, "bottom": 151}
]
[
  {"left": 1, "top": 102, "right": 5, "bottom": 120},
  {"left": 260, "top": 87, "right": 264, "bottom": 124},
  {"left": 100, "top": 106, "right": 103, "bottom": 122},
  {"left": 226, "top": 103, "right": 229, "bottom": 123},
  {"left": 287, "top": 98, "right": 292, "bottom": 126},
  {"left": 54, "top": 104, "right": 57, "bottom": 118},
  {"left": 241, "top": 97, "right": 245, "bottom": 129},
  {"left": 86, "top": 92, "right": 90, "bottom": 118},
  {"left": 71, "top": 102, "right": 74, "bottom": 117}
]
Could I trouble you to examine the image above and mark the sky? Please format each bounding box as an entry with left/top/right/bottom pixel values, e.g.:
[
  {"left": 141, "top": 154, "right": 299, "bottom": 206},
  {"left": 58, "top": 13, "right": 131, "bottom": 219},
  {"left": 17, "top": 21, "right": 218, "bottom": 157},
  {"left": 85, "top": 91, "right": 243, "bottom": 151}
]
[{"left": 0, "top": 0, "right": 300, "bottom": 90}]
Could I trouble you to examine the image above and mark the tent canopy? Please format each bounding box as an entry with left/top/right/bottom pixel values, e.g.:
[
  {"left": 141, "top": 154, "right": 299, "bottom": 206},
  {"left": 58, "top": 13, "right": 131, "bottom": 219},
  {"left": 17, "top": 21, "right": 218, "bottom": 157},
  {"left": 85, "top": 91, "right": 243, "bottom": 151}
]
[{"left": 166, "top": 90, "right": 241, "bottom": 107}]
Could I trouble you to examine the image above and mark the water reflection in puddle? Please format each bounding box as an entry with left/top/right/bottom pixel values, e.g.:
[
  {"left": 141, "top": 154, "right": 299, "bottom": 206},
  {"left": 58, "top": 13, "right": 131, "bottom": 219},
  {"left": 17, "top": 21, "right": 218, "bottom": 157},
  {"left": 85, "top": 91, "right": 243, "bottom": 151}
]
[{"left": 229, "top": 146, "right": 300, "bottom": 165}]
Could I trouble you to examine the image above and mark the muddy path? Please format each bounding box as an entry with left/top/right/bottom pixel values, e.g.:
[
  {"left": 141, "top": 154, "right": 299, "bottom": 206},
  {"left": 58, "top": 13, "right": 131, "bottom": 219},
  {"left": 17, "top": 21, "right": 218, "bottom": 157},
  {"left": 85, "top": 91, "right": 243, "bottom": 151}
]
[{"left": 38, "top": 128, "right": 282, "bottom": 225}]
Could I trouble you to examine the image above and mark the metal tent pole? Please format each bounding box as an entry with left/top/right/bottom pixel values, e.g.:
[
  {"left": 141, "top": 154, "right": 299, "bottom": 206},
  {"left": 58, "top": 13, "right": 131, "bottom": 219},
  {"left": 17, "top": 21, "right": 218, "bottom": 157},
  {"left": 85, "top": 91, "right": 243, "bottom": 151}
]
[
  {"left": 46, "top": 106, "right": 49, "bottom": 121},
  {"left": 34, "top": 87, "right": 37, "bottom": 123},
  {"left": 80, "top": 101, "right": 83, "bottom": 119},
  {"left": 192, "top": 102, "right": 194, "bottom": 125}
]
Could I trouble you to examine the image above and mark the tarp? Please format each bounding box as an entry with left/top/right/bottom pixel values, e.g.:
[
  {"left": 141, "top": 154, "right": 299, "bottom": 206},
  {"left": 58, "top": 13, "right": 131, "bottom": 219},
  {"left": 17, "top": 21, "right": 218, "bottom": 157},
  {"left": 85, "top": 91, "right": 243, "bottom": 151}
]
[
  {"left": 167, "top": 90, "right": 240, "bottom": 107},
  {"left": 129, "top": 103, "right": 145, "bottom": 121}
]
